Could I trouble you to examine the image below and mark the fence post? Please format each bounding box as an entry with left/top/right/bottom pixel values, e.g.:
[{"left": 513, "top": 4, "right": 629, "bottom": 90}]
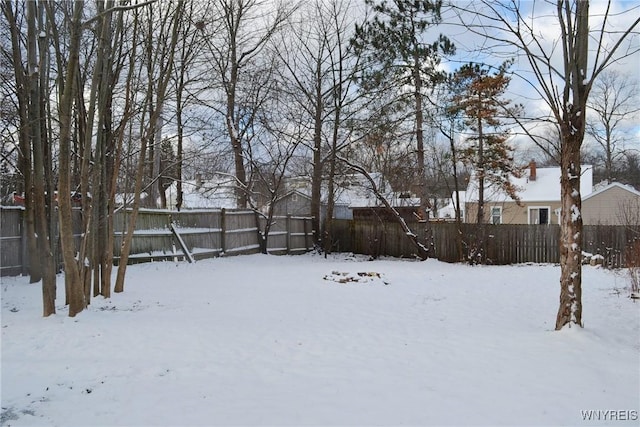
[
  {"left": 220, "top": 208, "right": 226, "bottom": 254},
  {"left": 286, "top": 214, "right": 291, "bottom": 255},
  {"left": 253, "top": 210, "right": 269, "bottom": 254},
  {"left": 303, "top": 217, "right": 309, "bottom": 251},
  {"left": 20, "top": 209, "right": 28, "bottom": 276}
]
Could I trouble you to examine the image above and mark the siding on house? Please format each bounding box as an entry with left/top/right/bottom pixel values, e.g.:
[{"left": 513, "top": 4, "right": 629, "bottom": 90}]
[
  {"left": 466, "top": 200, "right": 563, "bottom": 225},
  {"left": 272, "top": 191, "right": 312, "bottom": 217},
  {"left": 582, "top": 183, "right": 640, "bottom": 225},
  {"left": 463, "top": 162, "right": 593, "bottom": 225},
  {"left": 273, "top": 191, "right": 353, "bottom": 221}
]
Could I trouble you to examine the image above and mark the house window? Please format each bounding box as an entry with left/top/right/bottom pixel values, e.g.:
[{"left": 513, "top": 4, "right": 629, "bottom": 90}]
[
  {"left": 529, "top": 207, "right": 550, "bottom": 225},
  {"left": 291, "top": 193, "right": 298, "bottom": 202},
  {"left": 491, "top": 206, "right": 502, "bottom": 224}
]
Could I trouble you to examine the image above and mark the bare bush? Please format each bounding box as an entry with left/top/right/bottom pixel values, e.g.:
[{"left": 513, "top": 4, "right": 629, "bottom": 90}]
[{"left": 624, "top": 239, "right": 640, "bottom": 299}]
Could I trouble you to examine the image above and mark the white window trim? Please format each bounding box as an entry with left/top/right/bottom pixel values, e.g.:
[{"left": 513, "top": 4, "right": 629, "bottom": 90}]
[
  {"left": 490, "top": 206, "right": 502, "bottom": 224},
  {"left": 528, "top": 206, "right": 551, "bottom": 225}
]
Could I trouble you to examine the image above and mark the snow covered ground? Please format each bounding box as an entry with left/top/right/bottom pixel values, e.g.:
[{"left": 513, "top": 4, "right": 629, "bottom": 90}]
[{"left": 1, "top": 253, "right": 639, "bottom": 426}]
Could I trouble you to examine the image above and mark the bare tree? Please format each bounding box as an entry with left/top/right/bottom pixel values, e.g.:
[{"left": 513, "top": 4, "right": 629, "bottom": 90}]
[
  {"left": 114, "top": 0, "right": 184, "bottom": 293},
  {"left": 170, "top": 0, "right": 208, "bottom": 211},
  {"left": 2, "top": 0, "right": 58, "bottom": 315},
  {"left": 460, "top": 0, "right": 640, "bottom": 329},
  {"left": 54, "top": 0, "right": 86, "bottom": 316},
  {"left": 200, "top": 0, "right": 295, "bottom": 209},
  {"left": 71, "top": 0, "right": 134, "bottom": 303},
  {"left": 586, "top": 70, "right": 639, "bottom": 184},
  {"left": 275, "top": 0, "right": 361, "bottom": 251},
  {"left": 246, "top": 112, "right": 301, "bottom": 253}
]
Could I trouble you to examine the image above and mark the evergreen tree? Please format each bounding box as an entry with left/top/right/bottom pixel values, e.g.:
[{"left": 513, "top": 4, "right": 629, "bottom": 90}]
[
  {"left": 449, "top": 61, "right": 522, "bottom": 225},
  {"left": 449, "top": 61, "right": 522, "bottom": 264},
  {"left": 352, "top": 0, "right": 454, "bottom": 224}
]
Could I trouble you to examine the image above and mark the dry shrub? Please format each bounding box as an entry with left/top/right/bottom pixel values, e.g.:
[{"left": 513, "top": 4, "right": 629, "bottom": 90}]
[{"left": 624, "top": 239, "right": 640, "bottom": 298}]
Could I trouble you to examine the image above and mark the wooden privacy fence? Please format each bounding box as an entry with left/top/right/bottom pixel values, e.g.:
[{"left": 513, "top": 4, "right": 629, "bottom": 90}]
[
  {"left": 331, "top": 219, "right": 640, "bottom": 268},
  {"left": 113, "top": 208, "right": 315, "bottom": 263},
  {"left": 0, "top": 207, "right": 27, "bottom": 276},
  {"left": 0, "top": 207, "right": 315, "bottom": 276}
]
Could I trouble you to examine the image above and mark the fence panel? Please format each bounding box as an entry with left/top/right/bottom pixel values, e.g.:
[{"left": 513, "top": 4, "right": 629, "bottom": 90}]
[
  {"left": 113, "top": 210, "right": 174, "bottom": 262},
  {"left": 329, "top": 219, "right": 639, "bottom": 267},
  {"left": 329, "top": 220, "right": 354, "bottom": 253},
  {"left": 1, "top": 207, "right": 315, "bottom": 275},
  {"left": 0, "top": 207, "right": 26, "bottom": 276},
  {"left": 432, "top": 222, "right": 461, "bottom": 263},
  {"left": 286, "top": 216, "right": 314, "bottom": 254},
  {"left": 264, "top": 216, "right": 288, "bottom": 254},
  {"left": 583, "top": 225, "right": 639, "bottom": 268},
  {"left": 221, "top": 210, "right": 260, "bottom": 255},
  {"left": 173, "top": 210, "right": 222, "bottom": 260},
  {"left": 260, "top": 215, "right": 316, "bottom": 255}
]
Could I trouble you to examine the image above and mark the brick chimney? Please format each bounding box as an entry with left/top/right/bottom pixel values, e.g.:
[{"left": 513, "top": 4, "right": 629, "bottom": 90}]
[{"left": 529, "top": 160, "right": 537, "bottom": 181}]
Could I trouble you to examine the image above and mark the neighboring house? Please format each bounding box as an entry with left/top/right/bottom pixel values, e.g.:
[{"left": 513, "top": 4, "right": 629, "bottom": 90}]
[
  {"left": 271, "top": 172, "right": 415, "bottom": 223},
  {"left": 272, "top": 190, "right": 314, "bottom": 217},
  {"left": 464, "top": 161, "right": 593, "bottom": 225},
  {"left": 437, "top": 191, "right": 466, "bottom": 222},
  {"left": 164, "top": 173, "right": 239, "bottom": 209},
  {"left": 272, "top": 189, "right": 351, "bottom": 220},
  {"left": 270, "top": 178, "right": 352, "bottom": 221},
  {"left": 351, "top": 194, "right": 421, "bottom": 222},
  {"left": 582, "top": 182, "right": 640, "bottom": 225}
]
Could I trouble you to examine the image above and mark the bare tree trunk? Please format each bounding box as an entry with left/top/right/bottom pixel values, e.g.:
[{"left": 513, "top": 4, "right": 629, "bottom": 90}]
[
  {"left": 311, "top": 90, "right": 323, "bottom": 247},
  {"left": 176, "top": 78, "right": 184, "bottom": 211},
  {"left": 557, "top": 130, "right": 583, "bottom": 328},
  {"left": 101, "top": 10, "right": 129, "bottom": 297},
  {"left": 324, "top": 147, "right": 336, "bottom": 255},
  {"left": 27, "top": 0, "right": 56, "bottom": 316},
  {"left": 447, "top": 120, "right": 464, "bottom": 262},
  {"left": 2, "top": 1, "right": 42, "bottom": 283},
  {"left": 114, "top": 136, "right": 148, "bottom": 293},
  {"left": 87, "top": 0, "right": 117, "bottom": 302},
  {"left": 324, "top": 84, "right": 340, "bottom": 256},
  {"left": 414, "top": 58, "right": 428, "bottom": 222},
  {"left": 152, "top": 107, "right": 163, "bottom": 207},
  {"left": 475, "top": 111, "right": 486, "bottom": 264},
  {"left": 553, "top": 0, "right": 590, "bottom": 329},
  {"left": 413, "top": 52, "right": 433, "bottom": 258},
  {"left": 227, "top": 64, "right": 248, "bottom": 209},
  {"left": 114, "top": 0, "right": 183, "bottom": 293},
  {"left": 57, "top": 0, "right": 85, "bottom": 317}
]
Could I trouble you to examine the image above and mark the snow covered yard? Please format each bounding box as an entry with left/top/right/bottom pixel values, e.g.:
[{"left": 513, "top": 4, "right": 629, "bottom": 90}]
[{"left": 1, "top": 253, "right": 638, "bottom": 426}]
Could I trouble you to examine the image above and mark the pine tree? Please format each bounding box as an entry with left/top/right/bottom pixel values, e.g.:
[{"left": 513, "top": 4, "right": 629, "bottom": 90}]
[
  {"left": 449, "top": 61, "right": 522, "bottom": 263},
  {"left": 352, "top": 0, "right": 455, "bottom": 224}
]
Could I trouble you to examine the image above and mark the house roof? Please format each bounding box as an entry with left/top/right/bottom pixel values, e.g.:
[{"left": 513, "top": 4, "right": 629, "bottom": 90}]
[
  {"left": 283, "top": 172, "right": 411, "bottom": 208},
  {"left": 165, "top": 175, "right": 238, "bottom": 209},
  {"left": 583, "top": 181, "right": 640, "bottom": 201},
  {"left": 466, "top": 165, "right": 593, "bottom": 203}
]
